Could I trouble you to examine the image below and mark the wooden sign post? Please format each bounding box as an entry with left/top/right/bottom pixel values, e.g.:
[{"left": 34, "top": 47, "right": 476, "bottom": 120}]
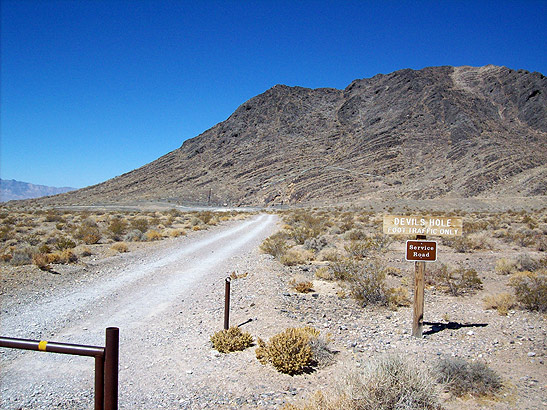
[{"left": 384, "top": 215, "right": 462, "bottom": 338}]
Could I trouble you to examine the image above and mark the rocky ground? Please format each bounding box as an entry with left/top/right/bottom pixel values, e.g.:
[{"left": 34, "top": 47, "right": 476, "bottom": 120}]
[{"left": 1, "top": 213, "right": 545, "bottom": 409}]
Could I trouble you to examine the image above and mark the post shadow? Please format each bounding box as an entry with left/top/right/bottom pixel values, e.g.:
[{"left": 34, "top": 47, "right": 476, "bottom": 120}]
[{"left": 423, "top": 321, "right": 487, "bottom": 336}]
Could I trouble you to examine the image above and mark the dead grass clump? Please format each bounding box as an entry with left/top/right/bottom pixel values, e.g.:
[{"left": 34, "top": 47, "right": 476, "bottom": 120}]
[
  {"left": 386, "top": 286, "right": 411, "bottom": 309},
  {"left": 290, "top": 278, "right": 314, "bottom": 293},
  {"left": 168, "top": 229, "right": 186, "bottom": 238},
  {"left": 483, "top": 292, "right": 516, "bottom": 315},
  {"left": 509, "top": 271, "right": 547, "bottom": 312},
  {"left": 110, "top": 242, "right": 129, "bottom": 253},
  {"left": 435, "top": 357, "right": 502, "bottom": 398},
  {"left": 210, "top": 326, "right": 253, "bottom": 353},
  {"left": 32, "top": 253, "right": 51, "bottom": 271},
  {"left": 256, "top": 327, "right": 330, "bottom": 375}
]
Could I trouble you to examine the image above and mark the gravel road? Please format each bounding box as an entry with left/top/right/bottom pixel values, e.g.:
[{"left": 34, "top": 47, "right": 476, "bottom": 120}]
[{"left": 1, "top": 214, "right": 279, "bottom": 409}]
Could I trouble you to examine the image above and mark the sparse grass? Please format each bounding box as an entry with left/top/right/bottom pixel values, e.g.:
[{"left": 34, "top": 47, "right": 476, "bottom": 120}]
[
  {"left": 280, "top": 248, "right": 312, "bottom": 266},
  {"left": 495, "top": 258, "right": 518, "bottom": 275},
  {"left": 435, "top": 357, "right": 502, "bottom": 398},
  {"left": 210, "top": 326, "right": 253, "bottom": 353}
]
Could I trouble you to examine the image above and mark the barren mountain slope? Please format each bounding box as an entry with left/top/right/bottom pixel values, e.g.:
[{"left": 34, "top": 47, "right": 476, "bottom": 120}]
[{"left": 32, "top": 65, "right": 547, "bottom": 207}]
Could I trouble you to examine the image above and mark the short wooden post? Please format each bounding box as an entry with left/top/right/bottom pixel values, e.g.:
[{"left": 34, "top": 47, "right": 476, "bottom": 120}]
[{"left": 412, "top": 235, "right": 426, "bottom": 338}]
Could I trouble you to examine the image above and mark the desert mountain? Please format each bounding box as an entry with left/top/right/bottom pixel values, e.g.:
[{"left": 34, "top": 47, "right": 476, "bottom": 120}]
[
  {"left": 0, "top": 179, "right": 75, "bottom": 202},
  {"left": 30, "top": 65, "right": 547, "bottom": 207}
]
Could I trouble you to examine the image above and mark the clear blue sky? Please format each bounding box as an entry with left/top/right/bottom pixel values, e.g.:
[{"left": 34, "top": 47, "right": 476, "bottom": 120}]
[{"left": 1, "top": 0, "right": 546, "bottom": 188}]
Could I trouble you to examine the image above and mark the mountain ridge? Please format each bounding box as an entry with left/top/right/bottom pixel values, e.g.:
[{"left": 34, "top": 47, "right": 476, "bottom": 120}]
[
  {"left": 17, "top": 65, "right": 547, "bottom": 207},
  {"left": 0, "top": 179, "right": 76, "bottom": 202}
]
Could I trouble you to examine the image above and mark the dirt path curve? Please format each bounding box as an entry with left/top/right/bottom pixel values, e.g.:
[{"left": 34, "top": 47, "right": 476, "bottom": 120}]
[{"left": 1, "top": 213, "right": 280, "bottom": 409}]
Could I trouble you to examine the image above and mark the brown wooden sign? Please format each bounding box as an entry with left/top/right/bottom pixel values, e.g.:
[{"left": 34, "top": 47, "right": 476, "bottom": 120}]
[
  {"left": 383, "top": 215, "right": 463, "bottom": 237},
  {"left": 406, "top": 240, "right": 437, "bottom": 262}
]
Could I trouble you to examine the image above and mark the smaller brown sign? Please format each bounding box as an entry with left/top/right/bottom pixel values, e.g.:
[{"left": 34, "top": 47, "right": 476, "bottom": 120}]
[{"left": 406, "top": 240, "right": 437, "bottom": 262}]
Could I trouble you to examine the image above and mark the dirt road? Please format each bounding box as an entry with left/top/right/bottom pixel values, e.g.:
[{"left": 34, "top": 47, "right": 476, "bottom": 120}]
[{"left": 1, "top": 214, "right": 279, "bottom": 409}]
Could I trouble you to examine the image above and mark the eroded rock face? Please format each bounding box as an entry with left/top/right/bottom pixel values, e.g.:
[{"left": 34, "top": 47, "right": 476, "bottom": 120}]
[{"left": 33, "top": 65, "right": 547, "bottom": 207}]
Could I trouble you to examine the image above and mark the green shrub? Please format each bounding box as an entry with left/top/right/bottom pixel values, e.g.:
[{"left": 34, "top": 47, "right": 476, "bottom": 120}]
[
  {"left": 435, "top": 357, "right": 502, "bottom": 397},
  {"left": 256, "top": 327, "right": 327, "bottom": 375},
  {"left": 509, "top": 271, "right": 547, "bottom": 312},
  {"left": 210, "top": 326, "right": 253, "bottom": 353}
]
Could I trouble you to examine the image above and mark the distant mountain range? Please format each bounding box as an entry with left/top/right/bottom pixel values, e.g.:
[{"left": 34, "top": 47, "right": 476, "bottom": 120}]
[
  {"left": 14, "top": 65, "right": 547, "bottom": 207},
  {"left": 0, "top": 179, "right": 76, "bottom": 202}
]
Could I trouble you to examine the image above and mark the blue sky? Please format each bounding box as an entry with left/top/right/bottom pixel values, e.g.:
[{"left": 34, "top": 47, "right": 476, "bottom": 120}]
[{"left": 1, "top": 0, "right": 546, "bottom": 188}]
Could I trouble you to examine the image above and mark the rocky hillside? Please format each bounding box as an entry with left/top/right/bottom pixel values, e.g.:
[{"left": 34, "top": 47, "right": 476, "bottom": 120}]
[
  {"left": 0, "top": 179, "right": 75, "bottom": 202},
  {"left": 30, "top": 65, "right": 547, "bottom": 207}
]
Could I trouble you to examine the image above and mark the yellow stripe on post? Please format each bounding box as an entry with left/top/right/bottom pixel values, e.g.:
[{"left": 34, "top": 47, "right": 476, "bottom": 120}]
[{"left": 38, "top": 341, "right": 48, "bottom": 351}]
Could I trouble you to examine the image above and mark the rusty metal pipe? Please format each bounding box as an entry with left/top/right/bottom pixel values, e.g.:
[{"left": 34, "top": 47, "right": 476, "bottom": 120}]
[
  {"left": 0, "top": 336, "right": 104, "bottom": 358},
  {"left": 104, "top": 327, "right": 119, "bottom": 410},
  {"left": 224, "top": 277, "right": 231, "bottom": 330}
]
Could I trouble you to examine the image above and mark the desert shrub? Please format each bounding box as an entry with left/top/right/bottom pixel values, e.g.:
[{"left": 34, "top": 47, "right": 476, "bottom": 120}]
[
  {"left": 287, "top": 355, "right": 441, "bottom": 410},
  {"left": 483, "top": 292, "right": 515, "bottom": 316},
  {"left": 56, "top": 237, "right": 76, "bottom": 251},
  {"left": 190, "top": 216, "right": 202, "bottom": 227},
  {"left": 110, "top": 242, "right": 129, "bottom": 253},
  {"left": 210, "top": 326, "right": 253, "bottom": 353},
  {"left": 45, "top": 210, "right": 64, "bottom": 222},
  {"left": 344, "top": 240, "right": 372, "bottom": 260},
  {"left": 280, "top": 248, "right": 312, "bottom": 266},
  {"left": 319, "top": 248, "right": 342, "bottom": 262},
  {"left": 350, "top": 259, "right": 390, "bottom": 306},
  {"left": 260, "top": 232, "right": 289, "bottom": 258},
  {"left": 290, "top": 278, "right": 314, "bottom": 293},
  {"left": 108, "top": 218, "right": 127, "bottom": 239},
  {"left": 75, "top": 225, "right": 102, "bottom": 245},
  {"left": 124, "top": 229, "right": 144, "bottom": 242},
  {"left": 289, "top": 226, "right": 317, "bottom": 245},
  {"left": 80, "top": 246, "right": 92, "bottom": 257},
  {"left": 428, "top": 264, "right": 482, "bottom": 296},
  {"left": 516, "top": 254, "right": 540, "bottom": 272},
  {"left": 303, "top": 236, "right": 328, "bottom": 252},
  {"left": 32, "top": 253, "right": 51, "bottom": 271},
  {"left": 495, "top": 258, "right": 518, "bottom": 275},
  {"left": 509, "top": 271, "right": 547, "bottom": 312},
  {"left": 168, "top": 229, "right": 186, "bottom": 238},
  {"left": 10, "top": 246, "right": 36, "bottom": 266},
  {"left": 329, "top": 257, "right": 361, "bottom": 281},
  {"left": 0, "top": 225, "right": 14, "bottom": 241},
  {"left": 386, "top": 286, "right": 411, "bottom": 309},
  {"left": 197, "top": 211, "right": 213, "bottom": 225},
  {"left": 443, "top": 236, "right": 474, "bottom": 253},
  {"left": 145, "top": 230, "right": 162, "bottom": 241},
  {"left": 130, "top": 217, "right": 149, "bottom": 233},
  {"left": 435, "top": 357, "right": 502, "bottom": 397},
  {"left": 315, "top": 266, "right": 333, "bottom": 280},
  {"left": 344, "top": 229, "right": 367, "bottom": 241},
  {"left": 256, "top": 327, "right": 328, "bottom": 375}
]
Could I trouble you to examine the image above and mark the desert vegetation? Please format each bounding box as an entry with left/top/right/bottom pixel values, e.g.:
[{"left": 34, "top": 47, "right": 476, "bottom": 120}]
[{"left": 0, "top": 207, "right": 248, "bottom": 273}]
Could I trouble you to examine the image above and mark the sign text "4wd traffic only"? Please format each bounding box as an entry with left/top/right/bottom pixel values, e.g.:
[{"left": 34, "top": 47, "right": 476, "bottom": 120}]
[{"left": 383, "top": 215, "right": 463, "bottom": 237}]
